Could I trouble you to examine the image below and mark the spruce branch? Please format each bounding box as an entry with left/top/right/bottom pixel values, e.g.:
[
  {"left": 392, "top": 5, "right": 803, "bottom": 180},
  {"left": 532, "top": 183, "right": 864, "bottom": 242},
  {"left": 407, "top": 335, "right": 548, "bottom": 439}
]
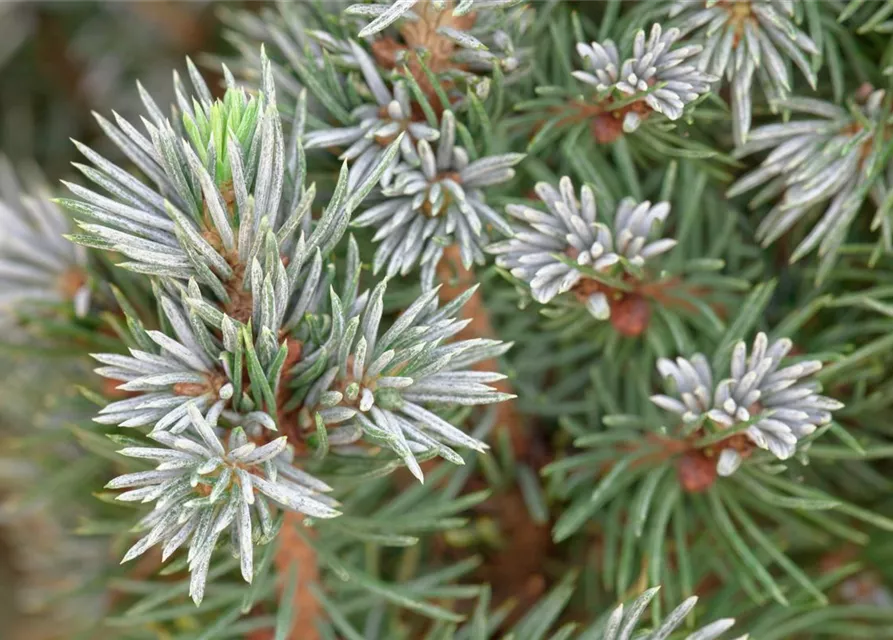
[
  {"left": 221, "top": 0, "right": 531, "bottom": 126},
  {"left": 666, "top": 0, "right": 821, "bottom": 146},
  {"left": 106, "top": 421, "right": 338, "bottom": 605},
  {"left": 574, "top": 23, "right": 716, "bottom": 134},
  {"left": 354, "top": 109, "right": 523, "bottom": 289},
  {"left": 302, "top": 40, "right": 442, "bottom": 190},
  {"left": 290, "top": 273, "right": 513, "bottom": 478},
  {"left": 728, "top": 88, "right": 893, "bottom": 280},
  {"left": 489, "top": 160, "right": 748, "bottom": 350},
  {"left": 92, "top": 292, "right": 234, "bottom": 433},
  {"left": 651, "top": 332, "right": 844, "bottom": 476},
  {"left": 59, "top": 40, "right": 514, "bottom": 611},
  {"left": 489, "top": 176, "right": 676, "bottom": 331},
  {"left": 345, "top": 0, "right": 530, "bottom": 83},
  {"left": 520, "top": 21, "right": 715, "bottom": 150}
]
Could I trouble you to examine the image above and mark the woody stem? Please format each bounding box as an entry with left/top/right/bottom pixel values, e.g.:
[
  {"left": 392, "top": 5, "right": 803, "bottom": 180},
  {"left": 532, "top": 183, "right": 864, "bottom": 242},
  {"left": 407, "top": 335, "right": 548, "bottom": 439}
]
[
  {"left": 248, "top": 514, "right": 320, "bottom": 640},
  {"left": 436, "top": 245, "right": 529, "bottom": 458}
]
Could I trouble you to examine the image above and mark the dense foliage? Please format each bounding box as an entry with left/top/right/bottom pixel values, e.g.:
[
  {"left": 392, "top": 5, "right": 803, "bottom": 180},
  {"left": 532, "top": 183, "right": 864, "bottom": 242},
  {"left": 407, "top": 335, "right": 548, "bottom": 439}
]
[{"left": 2, "top": 1, "right": 893, "bottom": 638}]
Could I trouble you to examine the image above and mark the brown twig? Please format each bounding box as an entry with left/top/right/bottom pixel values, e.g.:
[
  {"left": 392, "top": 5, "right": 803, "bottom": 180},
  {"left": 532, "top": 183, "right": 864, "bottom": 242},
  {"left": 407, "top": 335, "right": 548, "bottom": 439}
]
[
  {"left": 603, "top": 428, "right": 754, "bottom": 494},
  {"left": 370, "top": 0, "right": 476, "bottom": 111},
  {"left": 242, "top": 340, "right": 321, "bottom": 640},
  {"left": 275, "top": 514, "right": 321, "bottom": 640},
  {"left": 570, "top": 271, "right": 718, "bottom": 338},
  {"left": 431, "top": 246, "right": 557, "bottom": 629},
  {"left": 436, "top": 245, "right": 529, "bottom": 458},
  {"left": 249, "top": 514, "right": 321, "bottom": 640}
]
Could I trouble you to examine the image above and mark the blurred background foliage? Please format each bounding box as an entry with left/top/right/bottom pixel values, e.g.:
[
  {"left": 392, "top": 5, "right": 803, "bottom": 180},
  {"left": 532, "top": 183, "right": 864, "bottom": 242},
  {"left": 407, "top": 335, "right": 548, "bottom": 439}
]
[
  {"left": 0, "top": 1, "right": 223, "bottom": 177},
  {"left": 0, "top": 3, "right": 225, "bottom": 637}
]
